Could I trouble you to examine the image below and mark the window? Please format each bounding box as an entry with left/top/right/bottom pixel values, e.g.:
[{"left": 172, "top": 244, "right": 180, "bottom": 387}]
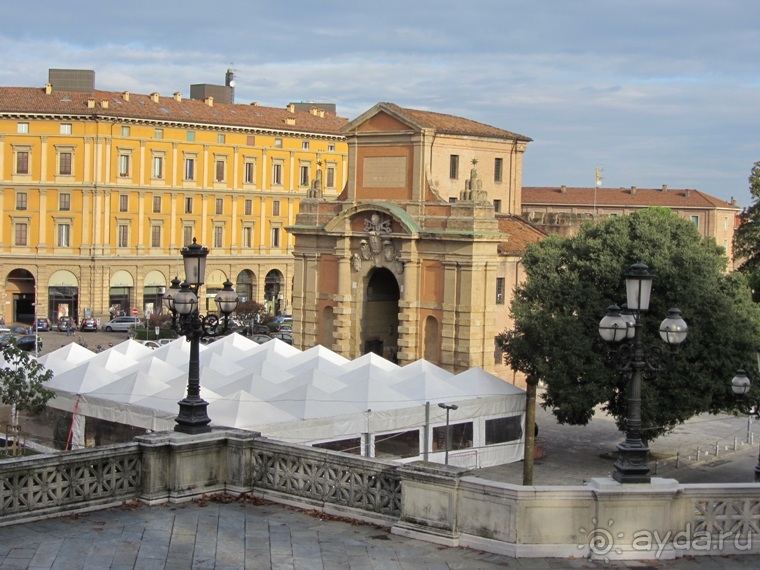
[
  {"left": 59, "top": 193, "right": 71, "bottom": 211},
  {"left": 151, "top": 226, "right": 161, "bottom": 248},
  {"left": 183, "top": 226, "right": 193, "bottom": 246},
  {"left": 152, "top": 196, "right": 161, "bottom": 213},
  {"left": 485, "top": 416, "right": 523, "bottom": 445},
  {"left": 496, "top": 277, "right": 505, "bottom": 304},
  {"left": 15, "top": 223, "right": 27, "bottom": 246},
  {"left": 449, "top": 197, "right": 457, "bottom": 204},
  {"left": 246, "top": 135, "right": 255, "bottom": 146},
  {"left": 244, "top": 161, "right": 255, "bottom": 184},
  {"left": 121, "top": 126, "right": 130, "bottom": 137},
  {"left": 16, "top": 192, "right": 27, "bottom": 211},
  {"left": 152, "top": 156, "right": 164, "bottom": 179},
  {"left": 328, "top": 143, "right": 335, "bottom": 152},
  {"left": 187, "top": 131, "right": 195, "bottom": 142},
  {"left": 58, "top": 223, "right": 70, "bottom": 247},
  {"left": 119, "top": 195, "right": 128, "bottom": 212},
  {"left": 724, "top": 216, "right": 729, "bottom": 230},
  {"left": 274, "top": 138, "right": 283, "bottom": 148},
  {"left": 450, "top": 155, "right": 459, "bottom": 179},
  {"left": 215, "top": 198, "right": 223, "bottom": 215},
  {"left": 300, "top": 164, "right": 310, "bottom": 187},
  {"left": 59, "top": 152, "right": 72, "bottom": 175},
  {"left": 184, "top": 157, "right": 195, "bottom": 180},
  {"left": 60, "top": 123, "right": 72, "bottom": 135},
  {"left": 214, "top": 226, "right": 223, "bottom": 248},
  {"left": 154, "top": 128, "right": 163, "bottom": 139},
  {"left": 244, "top": 199, "right": 252, "bottom": 216},
  {"left": 272, "top": 200, "right": 280, "bottom": 216},
  {"left": 302, "top": 141, "right": 309, "bottom": 150},
  {"left": 432, "top": 422, "right": 473, "bottom": 451},
  {"left": 272, "top": 163, "right": 283, "bottom": 185},
  {"left": 215, "top": 159, "right": 225, "bottom": 182},
  {"left": 326, "top": 166, "right": 335, "bottom": 188},
  {"left": 118, "top": 154, "right": 130, "bottom": 177},
  {"left": 242, "top": 226, "right": 252, "bottom": 248},
  {"left": 493, "top": 199, "right": 502, "bottom": 213},
  {"left": 271, "top": 227, "right": 280, "bottom": 248},
  {"left": 185, "top": 197, "right": 193, "bottom": 214},
  {"left": 16, "top": 151, "right": 29, "bottom": 174},
  {"left": 17, "top": 122, "right": 29, "bottom": 134},
  {"left": 375, "top": 430, "right": 420, "bottom": 458},
  {"left": 494, "top": 158, "right": 503, "bottom": 183},
  {"left": 118, "top": 224, "right": 129, "bottom": 247},
  {"left": 691, "top": 215, "right": 699, "bottom": 226},
  {"left": 217, "top": 133, "right": 225, "bottom": 144}
]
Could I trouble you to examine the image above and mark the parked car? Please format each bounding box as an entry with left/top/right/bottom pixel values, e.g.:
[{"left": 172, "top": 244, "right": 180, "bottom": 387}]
[
  {"left": 275, "top": 314, "right": 293, "bottom": 324},
  {"left": 102, "top": 316, "right": 142, "bottom": 332},
  {"left": 80, "top": 317, "right": 98, "bottom": 332},
  {"left": 57, "top": 316, "right": 75, "bottom": 332},
  {"left": 251, "top": 324, "right": 270, "bottom": 335},
  {"left": 250, "top": 334, "right": 272, "bottom": 344},
  {"left": 269, "top": 332, "right": 292, "bottom": 345},
  {"left": 139, "top": 340, "right": 161, "bottom": 350},
  {"left": 14, "top": 334, "right": 42, "bottom": 352},
  {"left": 278, "top": 324, "right": 292, "bottom": 333},
  {"left": 9, "top": 325, "right": 30, "bottom": 335},
  {"left": 33, "top": 318, "right": 51, "bottom": 332}
]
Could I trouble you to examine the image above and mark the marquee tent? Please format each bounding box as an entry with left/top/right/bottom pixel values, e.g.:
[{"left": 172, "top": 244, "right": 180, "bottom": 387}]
[{"left": 34, "top": 335, "right": 526, "bottom": 467}]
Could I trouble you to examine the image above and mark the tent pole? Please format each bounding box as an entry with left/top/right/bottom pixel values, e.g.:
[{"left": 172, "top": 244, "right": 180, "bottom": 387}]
[{"left": 423, "top": 401, "right": 430, "bottom": 461}]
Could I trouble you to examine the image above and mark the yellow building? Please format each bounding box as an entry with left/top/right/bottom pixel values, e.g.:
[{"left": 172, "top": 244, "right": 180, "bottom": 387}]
[{"left": 0, "top": 72, "right": 348, "bottom": 324}]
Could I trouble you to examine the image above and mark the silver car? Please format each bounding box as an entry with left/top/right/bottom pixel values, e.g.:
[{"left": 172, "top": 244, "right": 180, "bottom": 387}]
[{"left": 102, "top": 316, "right": 141, "bottom": 332}]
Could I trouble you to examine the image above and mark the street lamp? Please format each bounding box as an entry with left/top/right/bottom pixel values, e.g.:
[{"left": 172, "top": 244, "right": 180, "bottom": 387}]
[
  {"left": 163, "top": 239, "right": 239, "bottom": 434},
  {"left": 598, "top": 262, "right": 688, "bottom": 483},
  {"left": 438, "top": 403, "right": 458, "bottom": 466},
  {"left": 730, "top": 368, "right": 760, "bottom": 482}
]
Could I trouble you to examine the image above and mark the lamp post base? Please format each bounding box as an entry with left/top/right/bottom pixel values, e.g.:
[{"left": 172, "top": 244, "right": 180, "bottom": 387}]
[
  {"left": 612, "top": 441, "right": 651, "bottom": 484},
  {"left": 175, "top": 397, "right": 212, "bottom": 434}
]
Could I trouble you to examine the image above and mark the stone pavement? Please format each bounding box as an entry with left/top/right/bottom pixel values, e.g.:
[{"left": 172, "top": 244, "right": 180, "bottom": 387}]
[
  {"left": 1, "top": 495, "right": 759, "bottom": 569},
  {"left": 476, "top": 392, "right": 760, "bottom": 486}
]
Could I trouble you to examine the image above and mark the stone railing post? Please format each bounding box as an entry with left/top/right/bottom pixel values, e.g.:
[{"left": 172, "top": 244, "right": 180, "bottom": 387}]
[{"left": 392, "top": 461, "right": 470, "bottom": 546}]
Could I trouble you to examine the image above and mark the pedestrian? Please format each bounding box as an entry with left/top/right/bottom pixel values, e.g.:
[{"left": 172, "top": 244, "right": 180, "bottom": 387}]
[{"left": 66, "top": 320, "right": 72, "bottom": 336}]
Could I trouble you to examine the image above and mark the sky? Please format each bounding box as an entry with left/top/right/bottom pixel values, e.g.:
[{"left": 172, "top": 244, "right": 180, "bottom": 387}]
[{"left": 2, "top": 0, "right": 758, "bottom": 205}]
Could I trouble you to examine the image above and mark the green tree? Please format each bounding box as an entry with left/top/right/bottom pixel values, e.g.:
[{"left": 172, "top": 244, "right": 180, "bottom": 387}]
[
  {"left": 497, "top": 208, "right": 760, "bottom": 441},
  {"left": 0, "top": 342, "right": 54, "bottom": 415},
  {"left": 733, "top": 160, "right": 760, "bottom": 270}
]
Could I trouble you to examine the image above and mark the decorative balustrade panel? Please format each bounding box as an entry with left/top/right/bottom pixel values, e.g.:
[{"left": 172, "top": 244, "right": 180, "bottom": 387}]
[
  {"left": 251, "top": 440, "right": 402, "bottom": 517},
  {"left": 692, "top": 498, "right": 760, "bottom": 538},
  {"left": 0, "top": 445, "right": 141, "bottom": 517}
]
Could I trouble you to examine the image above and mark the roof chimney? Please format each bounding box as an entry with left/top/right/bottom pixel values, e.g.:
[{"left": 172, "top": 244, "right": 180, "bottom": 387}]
[
  {"left": 250, "top": 101, "right": 259, "bottom": 106},
  {"left": 45, "top": 83, "right": 52, "bottom": 95},
  {"left": 205, "top": 96, "right": 214, "bottom": 107},
  {"left": 560, "top": 185, "right": 567, "bottom": 194},
  {"left": 285, "top": 117, "right": 296, "bottom": 126},
  {"left": 661, "top": 184, "right": 668, "bottom": 192},
  {"left": 630, "top": 186, "right": 637, "bottom": 195},
  {"left": 87, "top": 98, "right": 95, "bottom": 108},
  {"left": 150, "top": 92, "right": 160, "bottom": 103},
  {"left": 173, "top": 92, "right": 182, "bottom": 102},
  {"left": 100, "top": 99, "right": 109, "bottom": 109},
  {"left": 122, "top": 91, "right": 130, "bottom": 102},
  {"left": 287, "top": 103, "right": 295, "bottom": 113},
  {"left": 685, "top": 189, "right": 692, "bottom": 198}
]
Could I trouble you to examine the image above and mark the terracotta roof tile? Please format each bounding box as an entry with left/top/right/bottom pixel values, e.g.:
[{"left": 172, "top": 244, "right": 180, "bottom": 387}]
[
  {"left": 0, "top": 87, "right": 348, "bottom": 136},
  {"left": 522, "top": 186, "right": 737, "bottom": 210},
  {"left": 382, "top": 103, "right": 532, "bottom": 142},
  {"left": 497, "top": 216, "right": 546, "bottom": 255}
]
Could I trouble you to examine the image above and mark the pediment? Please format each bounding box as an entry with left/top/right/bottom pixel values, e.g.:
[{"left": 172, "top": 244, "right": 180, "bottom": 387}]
[{"left": 342, "top": 103, "right": 423, "bottom": 135}]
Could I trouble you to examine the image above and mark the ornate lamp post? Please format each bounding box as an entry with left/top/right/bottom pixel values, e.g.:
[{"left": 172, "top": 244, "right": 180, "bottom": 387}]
[
  {"left": 730, "top": 369, "right": 760, "bottom": 482},
  {"left": 163, "top": 239, "right": 239, "bottom": 434},
  {"left": 598, "top": 262, "right": 688, "bottom": 483},
  {"left": 438, "top": 402, "right": 458, "bottom": 466}
]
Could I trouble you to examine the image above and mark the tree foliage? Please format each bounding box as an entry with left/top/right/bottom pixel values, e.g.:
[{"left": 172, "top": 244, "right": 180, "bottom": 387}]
[
  {"left": 733, "top": 160, "right": 760, "bottom": 271},
  {"left": 0, "top": 342, "right": 54, "bottom": 414},
  {"left": 497, "top": 208, "right": 760, "bottom": 441}
]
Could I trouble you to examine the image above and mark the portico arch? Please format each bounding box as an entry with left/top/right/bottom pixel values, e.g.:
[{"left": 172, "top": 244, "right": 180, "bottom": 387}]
[
  {"left": 362, "top": 268, "right": 400, "bottom": 361},
  {"left": 49, "top": 269, "right": 79, "bottom": 324},
  {"left": 6, "top": 268, "right": 36, "bottom": 323}
]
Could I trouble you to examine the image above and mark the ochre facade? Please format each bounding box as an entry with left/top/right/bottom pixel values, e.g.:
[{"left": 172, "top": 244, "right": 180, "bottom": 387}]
[{"left": 0, "top": 79, "right": 348, "bottom": 323}]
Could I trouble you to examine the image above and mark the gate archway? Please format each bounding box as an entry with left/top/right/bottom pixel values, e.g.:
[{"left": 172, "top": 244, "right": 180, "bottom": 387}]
[{"left": 362, "top": 268, "right": 400, "bottom": 361}]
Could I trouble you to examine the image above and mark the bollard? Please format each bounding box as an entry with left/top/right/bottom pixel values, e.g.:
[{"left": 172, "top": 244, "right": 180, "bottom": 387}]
[
  {"left": 716, "top": 442, "right": 719, "bottom": 457},
  {"left": 676, "top": 452, "right": 680, "bottom": 468},
  {"left": 697, "top": 447, "right": 701, "bottom": 461},
  {"left": 654, "top": 459, "right": 658, "bottom": 475},
  {"left": 735, "top": 437, "right": 738, "bottom": 451}
]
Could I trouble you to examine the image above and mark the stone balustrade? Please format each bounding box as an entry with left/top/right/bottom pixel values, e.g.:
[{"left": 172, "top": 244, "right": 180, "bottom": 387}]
[{"left": 1, "top": 428, "right": 759, "bottom": 561}]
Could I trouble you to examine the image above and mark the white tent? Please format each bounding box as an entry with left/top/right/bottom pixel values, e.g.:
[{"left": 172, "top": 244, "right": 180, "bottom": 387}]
[{"left": 33, "top": 335, "right": 526, "bottom": 467}]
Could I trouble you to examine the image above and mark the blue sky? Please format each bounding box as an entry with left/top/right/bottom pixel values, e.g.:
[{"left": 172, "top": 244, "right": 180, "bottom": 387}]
[{"left": 2, "top": 0, "right": 758, "bottom": 205}]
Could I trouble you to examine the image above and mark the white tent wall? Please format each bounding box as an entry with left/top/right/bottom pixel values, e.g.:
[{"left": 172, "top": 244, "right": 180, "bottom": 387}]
[{"left": 30, "top": 336, "right": 526, "bottom": 467}]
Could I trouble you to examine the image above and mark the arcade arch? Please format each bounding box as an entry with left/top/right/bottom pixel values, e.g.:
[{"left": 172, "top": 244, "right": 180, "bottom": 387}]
[
  {"left": 49, "top": 269, "right": 79, "bottom": 324},
  {"left": 6, "top": 268, "right": 36, "bottom": 324},
  {"left": 362, "top": 268, "right": 400, "bottom": 362}
]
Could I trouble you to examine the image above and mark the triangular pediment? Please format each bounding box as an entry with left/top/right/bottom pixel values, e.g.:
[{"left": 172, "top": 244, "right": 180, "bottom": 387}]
[{"left": 341, "top": 103, "right": 424, "bottom": 135}]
